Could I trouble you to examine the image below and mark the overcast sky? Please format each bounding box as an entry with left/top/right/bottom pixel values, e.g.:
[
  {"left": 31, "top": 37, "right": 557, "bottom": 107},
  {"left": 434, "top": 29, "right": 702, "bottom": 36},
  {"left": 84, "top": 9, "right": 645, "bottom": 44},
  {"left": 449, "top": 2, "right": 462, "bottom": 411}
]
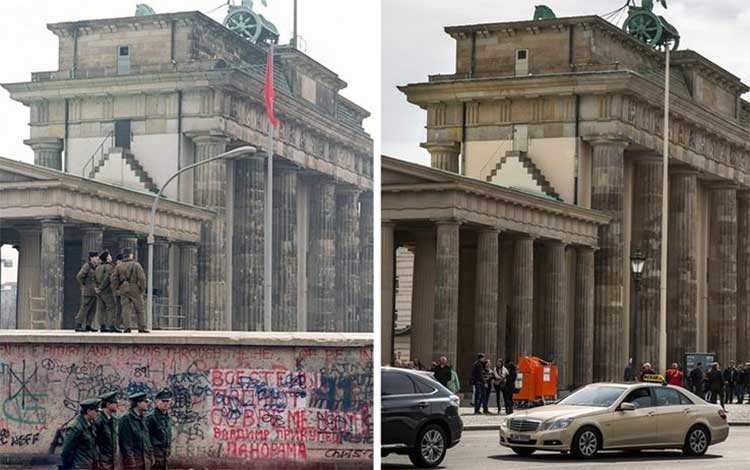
[
  {"left": 383, "top": 0, "right": 750, "bottom": 165},
  {"left": 0, "top": 0, "right": 380, "bottom": 164}
]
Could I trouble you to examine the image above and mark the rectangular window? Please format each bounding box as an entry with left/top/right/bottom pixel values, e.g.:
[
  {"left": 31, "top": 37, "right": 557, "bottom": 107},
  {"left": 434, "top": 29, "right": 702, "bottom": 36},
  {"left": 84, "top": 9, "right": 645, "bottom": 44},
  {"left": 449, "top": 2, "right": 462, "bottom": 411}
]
[
  {"left": 117, "top": 45, "right": 131, "bottom": 75},
  {"left": 515, "top": 49, "right": 529, "bottom": 76}
]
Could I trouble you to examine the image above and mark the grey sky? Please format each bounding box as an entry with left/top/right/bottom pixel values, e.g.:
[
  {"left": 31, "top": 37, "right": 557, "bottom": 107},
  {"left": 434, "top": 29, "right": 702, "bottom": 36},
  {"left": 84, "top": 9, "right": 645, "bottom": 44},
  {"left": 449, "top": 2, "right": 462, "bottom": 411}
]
[
  {"left": 0, "top": 0, "right": 379, "bottom": 164},
  {"left": 382, "top": 0, "right": 750, "bottom": 165}
]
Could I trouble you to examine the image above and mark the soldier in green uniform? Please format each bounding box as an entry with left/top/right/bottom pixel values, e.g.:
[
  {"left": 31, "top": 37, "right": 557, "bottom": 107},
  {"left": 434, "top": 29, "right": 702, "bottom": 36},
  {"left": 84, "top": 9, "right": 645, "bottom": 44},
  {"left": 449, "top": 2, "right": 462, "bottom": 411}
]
[
  {"left": 61, "top": 398, "right": 100, "bottom": 469},
  {"left": 111, "top": 248, "right": 149, "bottom": 333},
  {"left": 112, "top": 253, "right": 125, "bottom": 330},
  {"left": 95, "top": 251, "right": 121, "bottom": 333},
  {"left": 145, "top": 390, "right": 173, "bottom": 470},
  {"left": 93, "top": 391, "right": 119, "bottom": 469},
  {"left": 75, "top": 251, "right": 100, "bottom": 332},
  {"left": 118, "top": 392, "right": 153, "bottom": 470}
]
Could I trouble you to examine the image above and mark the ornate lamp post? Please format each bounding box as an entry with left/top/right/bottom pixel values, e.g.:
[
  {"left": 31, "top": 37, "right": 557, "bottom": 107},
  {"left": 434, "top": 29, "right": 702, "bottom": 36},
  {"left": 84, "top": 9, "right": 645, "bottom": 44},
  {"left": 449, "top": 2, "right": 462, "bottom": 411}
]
[{"left": 630, "top": 249, "right": 647, "bottom": 367}]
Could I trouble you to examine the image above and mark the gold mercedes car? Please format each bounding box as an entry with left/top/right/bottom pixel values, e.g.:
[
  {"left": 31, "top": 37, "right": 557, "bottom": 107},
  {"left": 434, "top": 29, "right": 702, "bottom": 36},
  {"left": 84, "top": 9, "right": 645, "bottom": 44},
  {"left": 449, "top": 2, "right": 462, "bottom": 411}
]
[{"left": 498, "top": 382, "right": 729, "bottom": 458}]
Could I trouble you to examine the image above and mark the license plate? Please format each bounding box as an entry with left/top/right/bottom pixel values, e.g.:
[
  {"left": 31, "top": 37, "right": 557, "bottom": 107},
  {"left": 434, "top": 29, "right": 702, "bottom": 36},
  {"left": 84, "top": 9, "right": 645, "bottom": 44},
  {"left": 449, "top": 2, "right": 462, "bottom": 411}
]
[{"left": 511, "top": 434, "right": 530, "bottom": 442}]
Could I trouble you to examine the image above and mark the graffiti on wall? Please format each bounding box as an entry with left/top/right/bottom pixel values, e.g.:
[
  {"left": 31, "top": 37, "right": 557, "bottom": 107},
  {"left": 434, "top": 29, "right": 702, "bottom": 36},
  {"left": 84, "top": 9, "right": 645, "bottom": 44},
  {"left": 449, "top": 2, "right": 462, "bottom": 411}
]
[{"left": 0, "top": 342, "right": 373, "bottom": 463}]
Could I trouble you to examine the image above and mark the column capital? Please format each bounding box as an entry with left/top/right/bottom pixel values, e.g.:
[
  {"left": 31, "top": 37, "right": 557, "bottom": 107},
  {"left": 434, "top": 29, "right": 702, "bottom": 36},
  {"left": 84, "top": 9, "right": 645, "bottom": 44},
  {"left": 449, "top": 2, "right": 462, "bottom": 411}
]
[
  {"left": 669, "top": 165, "right": 699, "bottom": 177},
  {"left": 629, "top": 152, "right": 663, "bottom": 164},
  {"left": 476, "top": 226, "right": 501, "bottom": 235},
  {"left": 707, "top": 181, "right": 739, "bottom": 191},
  {"left": 40, "top": 217, "right": 64, "bottom": 226},
  {"left": 185, "top": 131, "right": 231, "bottom": 145},
  {"left": 336, "top": 185, "right": 362, "bottom": 196},
  {"left": 420, "top": 141, "right": 461, "bottom": 154},
  {"left": 79, "top": 224, "right": 104, "bottom": 234},
  {"left": 584, "top": 135, "right": 629, "bottom": 148},
  {"left": 23, "top": 137, "right": 63, "bottom": 151},
  {"left": 431, "top": 218, "right": 463, "bottom": 227}
]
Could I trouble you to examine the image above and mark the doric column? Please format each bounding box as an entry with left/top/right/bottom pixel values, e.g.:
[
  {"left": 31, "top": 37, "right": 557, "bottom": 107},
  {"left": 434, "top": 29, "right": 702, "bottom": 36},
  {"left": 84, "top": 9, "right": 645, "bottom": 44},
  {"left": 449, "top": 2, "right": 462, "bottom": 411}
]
[
  {"left": 116, "top": 234, "right": 139, "bottom": 261},
  {"left": 510, "top": 235, "right": 534, "bottom": 360},
  {"left": 738, "top": 191, "right": 750, "bottom": 363},
  {"left": 381, "top": 222, "right": 396, "bottom": 366},
  {"left": 178, "top": 243, "right": 198, "bottom": 330},
  {"left": 434, "top": 220, "right": 461, "bottom": 367},
  {"left": 272, "top": 163, "right": 298, "bottom": 331},
  {"left": 24, "top": 137, "right": 63, "bottom": 170},
  {"left": 307, "top": 175, "right": 337, "bottom": 331},
  {"left": 411, "top": 230, "right": 436, "bottom": 364},
  {"left": 192, "top": 133, "right": 230, "bottom": 330},
  {"left": 667, "top": 168, "right": 698, "bottom": 365},
  {"left": 232, "top": 155, "right": 265, "bottom": 331},
  {"left": 631, "top": 155, "right": 663, "bottom": 369},
  {"left": 589, "top": 137, "right": 628, "bottom": 382},
  {"left": 574, "top": 246, "right": 595, "bottom": 387},
  {"left": 335, "top": 186, "right": 361, "bottom": 332},
  {"left": 80, "top": 225, "right": 103, "bottom": 263},
  {"left": 359, "top": 192, "right": 374, "bottom": 332},
  {"left": 474, "top": 228, "right": 499, "bottom": 358},
  {"left": 422, "top": 142, "right": 461, "bottom": 173},
  {"left": 16, "top": 226, "right": 41, "bottom": 329},
  {"left": 709, "top": 184, "right": 738, "bottom": 364},
  {"left": 545, "top": 240, "right": 569, "bottom": 388},
  {"left": 40, "top": 218, "right": 64, "bottom": 329}
]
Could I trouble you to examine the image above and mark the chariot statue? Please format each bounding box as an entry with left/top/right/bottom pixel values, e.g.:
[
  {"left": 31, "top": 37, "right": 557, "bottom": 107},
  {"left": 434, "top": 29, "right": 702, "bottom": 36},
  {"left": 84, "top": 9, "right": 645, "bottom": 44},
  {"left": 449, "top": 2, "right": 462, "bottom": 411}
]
[
  {"left": 534, "top": 5, "right": 557, "bottom": 20},
  {"left": 622, "top": 0, "right": 680, "bottom": 50},
  {"left": 135, "top": 4, "right": 155, "bottom": 16},
  {"left": 223, "top": 0, "right": 279, "bottom": 45}
]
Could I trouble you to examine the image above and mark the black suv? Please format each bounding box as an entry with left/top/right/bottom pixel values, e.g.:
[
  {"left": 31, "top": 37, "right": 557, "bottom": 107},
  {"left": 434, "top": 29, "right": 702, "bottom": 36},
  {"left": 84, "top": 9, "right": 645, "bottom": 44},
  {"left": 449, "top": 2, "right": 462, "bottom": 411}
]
[{"left": 381, "top": 367, "right": 463, "bottom": 467}]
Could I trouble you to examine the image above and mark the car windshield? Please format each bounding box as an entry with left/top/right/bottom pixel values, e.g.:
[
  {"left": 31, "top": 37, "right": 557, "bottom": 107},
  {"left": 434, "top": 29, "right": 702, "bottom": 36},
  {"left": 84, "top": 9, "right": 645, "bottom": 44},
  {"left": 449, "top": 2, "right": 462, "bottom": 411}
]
[{"left": 558, "top": 385, "right": 627, "bottom": 407}]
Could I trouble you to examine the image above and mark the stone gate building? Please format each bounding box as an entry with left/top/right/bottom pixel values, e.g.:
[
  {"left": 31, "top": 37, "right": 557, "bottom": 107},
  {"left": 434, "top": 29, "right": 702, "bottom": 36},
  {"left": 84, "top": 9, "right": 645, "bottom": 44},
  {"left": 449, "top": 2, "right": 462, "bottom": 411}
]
[
  {"left": 386, "top": 14, "right": 750, "bottom": 385},
  {"left": 0, "top": 11, "right": 373, "bottom": 333}
]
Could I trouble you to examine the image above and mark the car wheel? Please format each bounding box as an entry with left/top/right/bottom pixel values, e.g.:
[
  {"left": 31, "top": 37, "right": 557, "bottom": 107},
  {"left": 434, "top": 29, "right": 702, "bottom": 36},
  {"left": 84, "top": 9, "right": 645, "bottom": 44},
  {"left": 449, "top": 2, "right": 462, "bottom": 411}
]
[
  {"left": 683, "top": 425, "right": 710, "bottom": 457},
  {"left": 571, "top": 426, "right": 600, "bottom": 459},
  {"left": 408, "top": 424, "right": 447, "bottom": 468},
  {"left": 511, "top": 447, "right": 536, "bottom": 457}
]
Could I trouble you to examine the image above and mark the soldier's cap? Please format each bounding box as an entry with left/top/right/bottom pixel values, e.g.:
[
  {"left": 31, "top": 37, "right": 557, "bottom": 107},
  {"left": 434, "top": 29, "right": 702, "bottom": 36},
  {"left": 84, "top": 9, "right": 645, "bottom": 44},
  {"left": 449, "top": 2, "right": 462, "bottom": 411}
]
[
  {"left": 99, "top": 250, "right": 111, "bottom": 262},
  {"left": 155, "top": 389, "right": 172, "bottom": 401},
  {"left": 128, "top": 392, "right": 149, "bottom": 403},
  {"left": 98, "top": 391, "right": 118, "bottom": 403},
  {"left": 80, "top": 398, "right": 101, "bottom": 411},
  {"left": 87, "top": 251, "right": 99, "bottom": 259},
  {"left": 115, "top": 253, "right": 124, "bottom": 262},
  {"left": 122, "top": 247, "right": 133, "bottom": 258}
]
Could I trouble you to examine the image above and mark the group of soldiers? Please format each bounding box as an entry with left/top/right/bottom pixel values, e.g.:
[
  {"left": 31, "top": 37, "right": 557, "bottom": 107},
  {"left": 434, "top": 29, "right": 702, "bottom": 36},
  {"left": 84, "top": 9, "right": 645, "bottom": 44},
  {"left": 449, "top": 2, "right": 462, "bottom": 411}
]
[
  {"left": 61, "top": 390, "right": 173, "bottom": 470},
  {"left": 75, "top": 247, "right": 149, "bottom": 333}
]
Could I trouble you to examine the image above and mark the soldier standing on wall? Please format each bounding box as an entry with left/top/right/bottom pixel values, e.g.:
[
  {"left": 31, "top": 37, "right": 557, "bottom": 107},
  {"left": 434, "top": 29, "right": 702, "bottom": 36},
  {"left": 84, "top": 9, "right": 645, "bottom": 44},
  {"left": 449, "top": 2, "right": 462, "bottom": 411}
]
[
  {"left": 118, "top": 392, "right": 154, "bottom": 470},
  {"left": 60, "top": 398, "right": 100, "bottom": 470},
  {"left": 111, "top": 248, "right": 149, "bottom": 333},
  {"left": 75, "top": 251, "right": 100, "bottom": 332},
  {"left": 95, "top": 251, "right": 122, "bottom": 333},
  {"left": 145, "top": 390, "right": 173, "bottom": 470},
  {"left": 94, "top": 391, "right": 119, "bottom": 470},
  {"left": 112, "top": 253, "right": 125, "bottom": 330}
]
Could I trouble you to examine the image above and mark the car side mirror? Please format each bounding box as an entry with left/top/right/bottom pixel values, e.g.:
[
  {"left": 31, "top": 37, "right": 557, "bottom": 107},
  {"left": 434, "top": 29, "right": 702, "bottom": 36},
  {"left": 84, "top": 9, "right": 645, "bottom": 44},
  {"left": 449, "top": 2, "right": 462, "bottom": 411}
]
[{"left": 619, "top": 402, "right": 636, "bottom": 411}]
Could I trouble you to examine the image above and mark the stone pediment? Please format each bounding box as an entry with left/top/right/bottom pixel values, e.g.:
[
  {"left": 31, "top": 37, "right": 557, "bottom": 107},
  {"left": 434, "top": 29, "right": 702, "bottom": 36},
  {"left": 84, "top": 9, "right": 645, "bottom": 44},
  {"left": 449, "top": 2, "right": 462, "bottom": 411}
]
[
  {"left": 381, "top": 155, "right": 454, "bottom": 186},
  {"left": 0, "top": 158, "right": 57, "bottom": 183}
]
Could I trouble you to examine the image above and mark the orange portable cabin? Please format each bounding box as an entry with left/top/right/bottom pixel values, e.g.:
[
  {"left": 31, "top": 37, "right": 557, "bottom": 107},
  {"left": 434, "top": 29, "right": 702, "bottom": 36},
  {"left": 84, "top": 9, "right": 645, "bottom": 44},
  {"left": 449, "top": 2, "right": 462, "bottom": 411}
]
[{"left": 513, "top": 356, "right": 558, "bottom": 404}]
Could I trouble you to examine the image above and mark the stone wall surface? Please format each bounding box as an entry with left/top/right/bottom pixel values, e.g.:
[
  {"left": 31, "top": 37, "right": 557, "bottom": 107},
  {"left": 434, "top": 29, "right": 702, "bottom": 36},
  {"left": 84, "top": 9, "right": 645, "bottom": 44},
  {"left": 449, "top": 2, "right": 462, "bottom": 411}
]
[{"left": 0, "top": 332, "right": 373, "bottom": 467}]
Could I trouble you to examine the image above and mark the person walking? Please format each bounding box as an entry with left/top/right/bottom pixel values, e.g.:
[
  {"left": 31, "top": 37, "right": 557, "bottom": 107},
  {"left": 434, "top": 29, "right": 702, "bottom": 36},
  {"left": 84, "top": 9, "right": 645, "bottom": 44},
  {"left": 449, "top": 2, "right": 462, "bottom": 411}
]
[
  {"left": 433, "top": 356, "right": 452, "bottom": 389},
  {"left": 471, "top": 353, "right": 488, "bottom": 414},
  {"left": 665, "top": 363, "right": 683, "bottom": 387},
  {"left": 707, "top": 362, "right": 725, "bottom": 410},
  {"left": 689, "top": 362, "right": 704, "bottom": 397},
  {"left": 61, "top": 398, "right": 100, "bottom": 470},
  {"left": 111, "top": 248, "right": 149, "bottom": 333},
  {"left": 75, "top": 252, "right": 100, "bottom": 332},
  {"left": 736, "top": 364, "right": 746, "bottom": 405},
  {"left": 95, "top": 251, "right": 121, "bottom": 333},
  {"left": 639, "top": 362, "right": 656, "bottom": 382},
  {"left": 504, "top": 362, "right": 517, "bottom": 415},
  {"left": 146, "top": 390, "right": 173, "bottom": 470},
  {"left": 481, "top": 357, "right": 492, "bottom": 413},
  {"left": 447, "top": 367, "right": 461, "bottom": 394},
  {"left": 118, "top": 392, "right": 154, "bottom": 470},
  {"left": 492, "top": 359, "right": 509, "bottom": 414},
  {"left": 724, "top": 361, "right": 738, "bottom": 404},
  {"left": 623, "top": 358, "right": 637, "bottom": 382},
  {"left": 93, "top": 391, "right": 119, "bottom": 470}
]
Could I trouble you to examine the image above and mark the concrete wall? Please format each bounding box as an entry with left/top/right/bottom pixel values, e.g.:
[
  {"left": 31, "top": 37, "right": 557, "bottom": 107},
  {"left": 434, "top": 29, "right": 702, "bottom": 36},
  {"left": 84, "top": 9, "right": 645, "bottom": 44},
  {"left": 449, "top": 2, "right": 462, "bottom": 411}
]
[{"left": 0, "top": 332, "right": 373, "bottom": 466}]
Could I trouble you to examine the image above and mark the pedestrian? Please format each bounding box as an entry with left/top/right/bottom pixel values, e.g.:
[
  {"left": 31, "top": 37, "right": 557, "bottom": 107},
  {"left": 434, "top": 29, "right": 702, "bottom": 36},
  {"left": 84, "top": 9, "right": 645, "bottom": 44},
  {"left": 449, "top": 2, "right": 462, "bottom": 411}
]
[
  {"left": 471, "top": 353, "right": 488, "bottom": 414},
  {"left": 433, "top": 356, "right": 452, "bottom": 389},
  {"left": 111, "top": 248, "right": 149, "bottom": 333},
  {"left": 504, "top": 362, "right": 517, "bottom": 415},
  {"left": 95, "top": 251, "right": 121, "bottom": 333},
  {"left": 665, "top": 362, "right": 683, "bottom": 387},
  {"left": 447, "top": 366, "right": 461, "bottom": 394},
  {"left": 482, "top": 357, "right": 492, "bottom": 414},
  {"left": 492, "top": 359, "right": 509, "bottom": 414},
  {"left": 724, "top": 361, "right": 738, "bottom": 404},
  {"left": 689, "top": 362, "right": 704, "bottom": 397},
  {"left": 61, "top": 398, "right": 100, "bottom": 470},
  {"left": 94, "top": 391, "right": 119, "bottom": 470},
  {"left": 736, "top": 364, "right": 746, "bottom": 405},
  {"left": 744, "top": 363, "right": 750, "bottom": 404},
  {"left": 707, "top": 362, "right": 725, "bottom": 410},
  {"left": 118, "top": 392, "right": 154, "bottom": 470},
  {"left": 623, "top": 357, "right": 637, "bottom": 382},
  {"left": 75, "top": 251, "right": 100, "bottom": 332},
  {"left": 146, "top": 390, "right": 173, "bottom": 470},
  {"left": 638, "top": 362, "right": 656, "bottom": 382}
]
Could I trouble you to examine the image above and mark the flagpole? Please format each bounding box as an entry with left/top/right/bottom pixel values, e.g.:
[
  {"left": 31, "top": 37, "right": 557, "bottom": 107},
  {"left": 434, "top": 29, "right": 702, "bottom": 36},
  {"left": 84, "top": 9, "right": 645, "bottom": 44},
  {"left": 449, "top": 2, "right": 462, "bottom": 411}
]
[
  {"left": 292, "top": 0, "right": 298, "bottom": 48},
  {"left": 264, "top": 42, "right": 274, "bottom": 332},
  {"left": 659, "top": 44, "right": 670, "bottom": 371}
]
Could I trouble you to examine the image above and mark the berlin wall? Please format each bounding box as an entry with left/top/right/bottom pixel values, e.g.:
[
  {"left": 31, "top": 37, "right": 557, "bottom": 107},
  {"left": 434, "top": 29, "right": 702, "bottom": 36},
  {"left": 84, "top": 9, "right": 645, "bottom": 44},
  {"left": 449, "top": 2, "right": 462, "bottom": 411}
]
[{"left": 0, "top": 331, "right": 373, "bottom": 467}]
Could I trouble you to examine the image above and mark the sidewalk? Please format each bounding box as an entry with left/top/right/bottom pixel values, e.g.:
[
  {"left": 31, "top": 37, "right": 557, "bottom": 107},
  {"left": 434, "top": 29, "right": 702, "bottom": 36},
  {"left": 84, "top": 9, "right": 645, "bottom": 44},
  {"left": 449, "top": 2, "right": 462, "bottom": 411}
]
[{"left": 459, "top": 404, "right": 750, "bottom": 431}]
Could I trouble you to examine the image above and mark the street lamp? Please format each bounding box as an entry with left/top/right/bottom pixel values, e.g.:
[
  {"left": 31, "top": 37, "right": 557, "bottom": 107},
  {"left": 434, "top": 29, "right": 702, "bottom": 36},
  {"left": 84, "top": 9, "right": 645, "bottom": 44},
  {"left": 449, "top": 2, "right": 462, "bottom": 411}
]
[
  {"left": 630, "top": 250, "right": 646, "bottom": 291},
  {"left": 146, "top": 145, "right": 257, "bottom": 330}
]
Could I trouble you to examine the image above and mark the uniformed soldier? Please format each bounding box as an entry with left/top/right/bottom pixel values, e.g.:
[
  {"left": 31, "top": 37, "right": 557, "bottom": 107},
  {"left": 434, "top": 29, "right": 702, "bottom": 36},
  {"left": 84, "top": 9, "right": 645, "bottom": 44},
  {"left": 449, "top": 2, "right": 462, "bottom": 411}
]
[
  {"left": 61, "top": 398, "right": 100, "bottom": 470},
  {"left": 111, "top": 248, "right": 149, "bottom": 333},
  {"left": 145, "top": 390, "right": 173, "bottom": 470},
  {"left": 93, "top": 391, "right": 119, "bottom": 470},
  {"left": 112, "top": 253, "right": 125, "bottom": 331},
  {"left": 95, "top": 251, "right": 122, "bottom": 333},
  {"left": 75, "top": 252, "right": 100, "bottom": 332},
  {"left": 118, "top": 392, "right": 153, "bottom": 470}
]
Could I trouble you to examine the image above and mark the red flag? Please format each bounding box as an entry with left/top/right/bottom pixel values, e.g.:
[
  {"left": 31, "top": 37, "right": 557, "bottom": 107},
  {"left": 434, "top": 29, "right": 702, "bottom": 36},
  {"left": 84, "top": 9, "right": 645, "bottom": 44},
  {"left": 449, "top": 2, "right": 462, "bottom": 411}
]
[{"left": 264, "top": 45, "right": 278, "bottom": 128}]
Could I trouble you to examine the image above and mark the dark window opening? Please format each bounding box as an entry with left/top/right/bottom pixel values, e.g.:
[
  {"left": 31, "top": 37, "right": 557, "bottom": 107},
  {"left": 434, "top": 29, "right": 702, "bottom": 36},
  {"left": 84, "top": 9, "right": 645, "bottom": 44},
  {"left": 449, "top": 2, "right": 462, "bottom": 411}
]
[
  {"left": 119, "top": 46, "right": 130, "bottom": 56},
  {"left": 517, "top": 50, "right": 528, "bottom": 60}
]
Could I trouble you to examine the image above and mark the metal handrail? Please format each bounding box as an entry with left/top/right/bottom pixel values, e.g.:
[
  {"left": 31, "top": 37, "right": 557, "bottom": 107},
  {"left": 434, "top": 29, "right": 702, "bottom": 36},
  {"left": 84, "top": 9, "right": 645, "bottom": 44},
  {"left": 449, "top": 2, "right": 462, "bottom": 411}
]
[{"left": 81, "top": 130, "right": 114, "bottom": 179}]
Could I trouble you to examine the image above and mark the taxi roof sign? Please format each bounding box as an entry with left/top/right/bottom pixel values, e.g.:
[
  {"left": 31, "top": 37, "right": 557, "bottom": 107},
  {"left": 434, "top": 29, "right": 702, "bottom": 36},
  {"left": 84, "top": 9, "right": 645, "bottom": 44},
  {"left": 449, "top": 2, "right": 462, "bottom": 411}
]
[{"left": 642, "top": 374, "right": 666, "bottom": 384}]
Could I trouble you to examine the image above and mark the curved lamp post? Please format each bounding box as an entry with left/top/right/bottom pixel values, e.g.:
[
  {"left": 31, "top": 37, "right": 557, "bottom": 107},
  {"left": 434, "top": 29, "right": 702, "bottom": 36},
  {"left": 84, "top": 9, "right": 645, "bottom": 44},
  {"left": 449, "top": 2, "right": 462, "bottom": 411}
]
[{"left": 146, "top": 145, "right": 257, "bottom": 330}]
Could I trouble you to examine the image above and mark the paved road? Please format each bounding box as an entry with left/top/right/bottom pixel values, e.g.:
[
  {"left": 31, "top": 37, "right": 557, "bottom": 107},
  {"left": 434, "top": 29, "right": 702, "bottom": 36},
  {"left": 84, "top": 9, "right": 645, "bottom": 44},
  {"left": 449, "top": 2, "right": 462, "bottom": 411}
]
[{"left": 382, "top": 427, "right": 750, "bottom": 469}]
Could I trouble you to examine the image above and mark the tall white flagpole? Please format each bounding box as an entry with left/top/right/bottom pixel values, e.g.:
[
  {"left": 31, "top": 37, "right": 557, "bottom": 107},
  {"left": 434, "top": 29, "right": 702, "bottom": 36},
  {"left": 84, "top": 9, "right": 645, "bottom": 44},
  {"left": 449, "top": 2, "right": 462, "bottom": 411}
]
[
  {"left": 264, "top": 42, "right": 274, "bottom": 332},
  {"left": 659, "top": 45, "right": 670, "bottom": 371}
]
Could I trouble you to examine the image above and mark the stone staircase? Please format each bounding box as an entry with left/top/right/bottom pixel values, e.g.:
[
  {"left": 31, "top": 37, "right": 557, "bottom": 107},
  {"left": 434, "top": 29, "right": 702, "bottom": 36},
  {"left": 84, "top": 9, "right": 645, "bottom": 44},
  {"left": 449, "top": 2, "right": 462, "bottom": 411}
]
[
  {"left": 486, "top": 150, "right": 561, "bottom": 201},
  {"left": 90, "top": 148, "right": 159, "bottom": 194}
]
